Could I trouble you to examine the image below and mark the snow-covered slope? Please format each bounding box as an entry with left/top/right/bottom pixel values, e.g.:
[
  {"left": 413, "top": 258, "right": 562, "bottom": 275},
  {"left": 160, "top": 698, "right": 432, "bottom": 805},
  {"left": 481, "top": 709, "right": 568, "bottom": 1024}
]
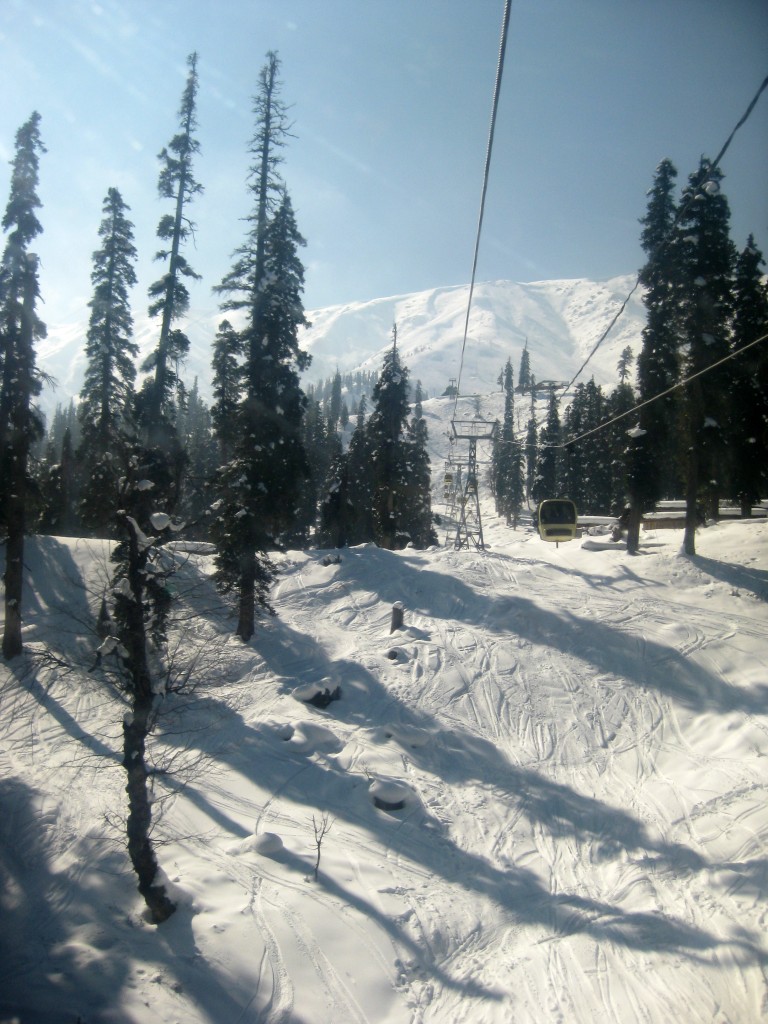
[
  {"left": 2, "top": 506, "right": 767, "bottom": 1022},
  {"left": 35, "top": 274, "right": 646, "bottom": 416},
  {"left": 299, "top": 274, "right": 645, "bottom": 397}
]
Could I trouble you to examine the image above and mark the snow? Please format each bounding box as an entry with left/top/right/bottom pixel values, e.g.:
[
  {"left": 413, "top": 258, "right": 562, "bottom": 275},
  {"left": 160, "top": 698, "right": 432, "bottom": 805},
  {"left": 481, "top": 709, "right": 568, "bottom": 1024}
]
[{"left": 2, "top": 498, "right": 767, "bottom": 1023}]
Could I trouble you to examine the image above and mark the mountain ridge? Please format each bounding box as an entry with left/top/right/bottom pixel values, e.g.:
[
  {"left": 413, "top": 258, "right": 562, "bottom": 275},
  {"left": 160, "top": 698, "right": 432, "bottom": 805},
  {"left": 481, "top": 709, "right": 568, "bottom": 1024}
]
[{"left": 36, "top": 273, "right": 646, "bottom": 417}]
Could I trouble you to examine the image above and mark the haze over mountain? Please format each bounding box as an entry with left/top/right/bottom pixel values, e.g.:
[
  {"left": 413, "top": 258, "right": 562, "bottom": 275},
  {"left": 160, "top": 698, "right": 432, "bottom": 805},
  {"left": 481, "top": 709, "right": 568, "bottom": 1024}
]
[{"left": 36, "top": 274, "right": 646, "bottom": 418}]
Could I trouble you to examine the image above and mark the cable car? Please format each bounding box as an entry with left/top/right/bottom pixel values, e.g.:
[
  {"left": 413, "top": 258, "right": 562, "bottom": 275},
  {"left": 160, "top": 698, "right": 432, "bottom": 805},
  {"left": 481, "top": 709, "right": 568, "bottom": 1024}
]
[{"left": 537, "top": 499, "right": 578, "bottom": 544}]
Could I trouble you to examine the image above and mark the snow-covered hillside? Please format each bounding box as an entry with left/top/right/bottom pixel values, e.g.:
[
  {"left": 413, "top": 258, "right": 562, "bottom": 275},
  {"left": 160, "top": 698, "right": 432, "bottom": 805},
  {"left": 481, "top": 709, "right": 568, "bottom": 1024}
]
[
  {"left": 35, "top": 274, "right": 646, "bottom": 416},
  {"left": 2, "top": 497, "right": 767, "bottom": 1022}
]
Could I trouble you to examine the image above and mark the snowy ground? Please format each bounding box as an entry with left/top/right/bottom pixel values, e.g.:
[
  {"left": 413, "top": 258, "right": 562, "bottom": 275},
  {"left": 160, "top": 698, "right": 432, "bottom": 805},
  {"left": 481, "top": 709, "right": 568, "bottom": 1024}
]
[{"left": 1, "top": 507, "right": 767, "bottom": 1023}]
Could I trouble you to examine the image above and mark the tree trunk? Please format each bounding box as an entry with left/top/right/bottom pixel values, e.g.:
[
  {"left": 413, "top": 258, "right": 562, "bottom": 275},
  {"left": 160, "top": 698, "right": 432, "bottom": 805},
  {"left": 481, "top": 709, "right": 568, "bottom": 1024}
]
[
  {"left": 684, "top": 446, "right": 698, "bottom": 556},
  {"left": 122, "top": 701, "right": 176, "bottom": 923},
  {"left": 2, "top": 494, "right": 24, "bottom": 659},
  {"left": 237, "top": 551, "right": 256, "bottom": 642},
  {"left": 118, "top": 513, "right": 176, "bottom": 922},
  {"left": 625, "top": 499, "right": 642, "bottom": 555}
]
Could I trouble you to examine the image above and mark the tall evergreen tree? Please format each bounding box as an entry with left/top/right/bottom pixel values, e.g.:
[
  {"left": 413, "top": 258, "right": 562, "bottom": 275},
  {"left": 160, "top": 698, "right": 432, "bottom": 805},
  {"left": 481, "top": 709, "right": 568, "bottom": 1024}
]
[
  {"left": 524, "top": 386, "right": 538, "bottom": 500},
  {"left": 625, "top": 158, "right": 682, "bottom": 552},
  {"left": 317, "top": 431, "right": 347, "bottom": 548},
  {"left": 492, "top": 359, "right": 525, "bottom": 526},
  {"left": 517, "top": 340, "right": 532, "bottom": 393},
  {"left": 367, "top": 326, "right": 413, "bottom": 550},
  {"left": 605, "top": 375, "right": 636, "bottom": 515},
  {"left": 176, "top": 379, "right": 218, "bottom": 532},
  {"left": 729, "top": 235, "right": 768, "bottom": 514},
  {"left": 345, "top": 396, "right": 375, "bottom": 545},
  {"left": 211, "top": 53, "right": 310, "bottom": 641},
  {"left": 0, "top": 112, "right": 46, "bottom": 659},
  {"left": 37, "top": 426, "right": 78, "bottom": 535},
  {"left": 328, "top": 368, "right": 343, "bottom": 428},
  {"left": 677, "top": 159, "right": 736, "bottom": 553},
  {"left": 531, "top": 389, "right": 561, "bottom": 506},
  {"left": 404, "top": 379, "right": 436, "bottom": 546},
  {"left": 210, "top": 319, "right": 243, "bottom": 465},
  {"left": 137, "top": 52, "right": 202, "bottom": 449},
  {"left": 77, "top": 187, "right": 139, "bottom": 533}
]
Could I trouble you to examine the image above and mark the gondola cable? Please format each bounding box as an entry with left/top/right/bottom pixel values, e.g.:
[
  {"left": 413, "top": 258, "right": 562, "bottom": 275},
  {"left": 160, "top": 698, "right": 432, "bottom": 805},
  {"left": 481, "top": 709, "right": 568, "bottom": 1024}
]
[
  {"left": 453, "top": 0, "right": 512, "bottom": 417},
  {"left": 541, "top": 329, "right": 768, "bottom": 450},
  {"left": 563, "top": 72, "right": 768, "bottom": 393}
]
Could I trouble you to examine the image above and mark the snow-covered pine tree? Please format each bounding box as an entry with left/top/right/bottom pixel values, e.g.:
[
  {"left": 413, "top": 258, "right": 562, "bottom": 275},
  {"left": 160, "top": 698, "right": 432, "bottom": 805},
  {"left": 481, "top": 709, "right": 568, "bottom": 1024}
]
[
  {"left": 176, "top": 379, "right": 218, "bottom": 532},
  {"left": 345, "top": 396, "right": 375, "bottom": 545},
  {"left": 317, "top": 431, "right": 348, "bottom": 548},
  {"left": 728, "top": 235, "right": 768, "bottom": 515},
  {"left": 605, "top": 371, "right": 636, "bottom": 516},
  {"left": 367, "top": 326, "right": 413, "bottom": 550},
  {"left": 492, "top": 360, "right": 525, "bottom": 527},
  {"left": 137, "top": 52, "right": 202, "bottom": 452},
  {"left": 677, "top": 159, "right": 736, "bottom": 553},
  {"left": 77, "top": 187, "right": 139, "bottom": 534},
  {"left": 36, "top": 426, "right": 78, "bottom": 535},
  {"left": 517, "top": 340, "right": 532, "bottom": 394},
  {"left": 524, "top": 385, "right": 538, "bottom": 500},
  {"left": 211, "top": 53, "right": 310, "bottom": 641},
  {"left": 328, "top": 369, "right": 343, "bottom": 429},
  {"left": 561, "top": 383, "right": 588, "bottom": 511},
  {"left": 626, "top": 158, "right": 683, "bottom": 552},
  {"left": 531, "top": 388, "right": 561, "bottom": 507},
  {"left": 210, "top": 319, "right": 243, "bottom": 466},
  {"left": 110, "top": 475, "right": 178, "bottom": 924},
  {"left": 0, "top": 112, "right": 46, "bottom": 659},
  {"left": 404, "top": 379, "right": 436, "bottom": 547}
]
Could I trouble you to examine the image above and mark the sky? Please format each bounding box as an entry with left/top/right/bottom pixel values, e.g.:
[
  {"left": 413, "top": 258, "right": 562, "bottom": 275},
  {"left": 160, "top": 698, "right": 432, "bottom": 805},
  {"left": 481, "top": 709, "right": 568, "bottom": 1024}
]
[{"left": 1, "top": 0, "right": 766, "bottom": 334}]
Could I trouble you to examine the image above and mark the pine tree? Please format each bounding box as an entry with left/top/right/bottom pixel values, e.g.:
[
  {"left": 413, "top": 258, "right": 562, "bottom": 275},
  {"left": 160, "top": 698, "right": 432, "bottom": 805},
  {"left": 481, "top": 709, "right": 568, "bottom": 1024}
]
[
  {"left": 531, "top": 389, "right": 561, "bottom": 506},
  {"left": 37, "top": 426, "right": 78, "bottom": 535},
  {"left": 517, "top": 340, "right": 532, "bottom": 394},
  {"left": 176, "top": 379, "right": 218, "bottom": 532},
  {"left": 211, "top": 53, "right": 310, "bottom": 640},
  {"left": 617, "top": 346, "right": 634, "bottom": 384},
  {"left": 345, "top": 396, "right": 375, "bottom": 545},
  {"left": 210, "top": 319, "right": 243, "bottom": 465},
  {"left": 729, "top": 235, "right": 768, "bottom": 514},
  {"left": 625, "top": 158, "right": 683, "bottom": 552},
  {"left": 110, "top": 476, "right": 178, "bottom": 924},
  {"left": 0, "top": 112, "right": 46, "bottom": 659},
  {"left": 524, "top": 386, "right": 538, "bottom": 500},
  {"left": 137, "top": 53, "right": 202, "bottom": 450},
  {"left": 605, "top": 376, "right": 636, "bottom": 515},
  {"left": 404, "top": 379, "right": 436, "bottom": 546},
  {"left": 77, "top": 187, "right": 139, "bottom": 533},
  {"left": 492, "top": 359, "right": 524, "bottom": 526},
  {"left": 329, "top": 368, "right": 343, "bottom": 428},
  {"left": 317, "top": 431, "right": 347, "bottom": 548},
  {"left": 367, "top": 326, "right": 412, "bottom": 550},
  {"left": 677, "top": 159, "right": 736, "bottom": 552}
]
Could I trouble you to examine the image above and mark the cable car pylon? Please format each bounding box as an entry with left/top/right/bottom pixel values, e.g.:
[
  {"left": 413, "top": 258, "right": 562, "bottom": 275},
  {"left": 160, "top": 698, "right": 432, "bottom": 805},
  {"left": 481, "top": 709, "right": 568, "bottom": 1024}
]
[{"left": 449, "top": 417, "right": 497, "bottom": 550}]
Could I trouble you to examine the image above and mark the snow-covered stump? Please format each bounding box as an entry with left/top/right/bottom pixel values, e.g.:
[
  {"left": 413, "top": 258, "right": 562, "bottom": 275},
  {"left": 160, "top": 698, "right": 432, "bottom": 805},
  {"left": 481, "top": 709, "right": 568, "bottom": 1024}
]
[
  {"left": 369, "top": 778, "right": 416, "bottom": 812},
  {"left": 389, "top": 601, "right": 404, "bottom": 633},
  {"left": 292, "top": 681, "right": 342, "bottom": 708}
]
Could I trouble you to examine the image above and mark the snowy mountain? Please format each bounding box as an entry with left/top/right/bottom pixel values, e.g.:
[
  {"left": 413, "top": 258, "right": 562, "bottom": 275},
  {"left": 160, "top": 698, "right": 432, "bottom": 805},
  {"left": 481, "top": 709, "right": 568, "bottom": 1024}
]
[{"left": 35, "top": 274, "right": 646, "bottom": 416}]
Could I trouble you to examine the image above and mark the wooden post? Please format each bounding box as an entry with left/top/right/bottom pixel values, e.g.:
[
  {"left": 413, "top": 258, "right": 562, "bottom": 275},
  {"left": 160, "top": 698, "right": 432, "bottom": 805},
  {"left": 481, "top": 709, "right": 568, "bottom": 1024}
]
[{"left": 390, "top": 602, "right": 404, "bottom": 633}]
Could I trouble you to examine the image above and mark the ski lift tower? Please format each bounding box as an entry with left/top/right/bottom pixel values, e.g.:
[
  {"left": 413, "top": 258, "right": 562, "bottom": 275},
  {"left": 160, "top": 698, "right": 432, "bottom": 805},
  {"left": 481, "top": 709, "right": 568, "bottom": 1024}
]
[{"left": 450, "top": 417, "right": 497, "bottom": 550}]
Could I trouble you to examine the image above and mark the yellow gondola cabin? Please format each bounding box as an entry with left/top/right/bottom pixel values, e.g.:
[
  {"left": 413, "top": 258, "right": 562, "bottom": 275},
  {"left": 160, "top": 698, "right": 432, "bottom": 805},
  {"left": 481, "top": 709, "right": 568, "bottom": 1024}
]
[{"left": 537, "top": 499, "right": 578, "bottom": 544}]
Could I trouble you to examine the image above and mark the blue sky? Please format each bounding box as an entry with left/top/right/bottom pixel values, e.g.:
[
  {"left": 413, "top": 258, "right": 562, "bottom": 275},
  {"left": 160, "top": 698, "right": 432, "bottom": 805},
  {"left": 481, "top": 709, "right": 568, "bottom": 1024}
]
[{"left": 1, "top": 0, "right": 766, "bottom": 331}]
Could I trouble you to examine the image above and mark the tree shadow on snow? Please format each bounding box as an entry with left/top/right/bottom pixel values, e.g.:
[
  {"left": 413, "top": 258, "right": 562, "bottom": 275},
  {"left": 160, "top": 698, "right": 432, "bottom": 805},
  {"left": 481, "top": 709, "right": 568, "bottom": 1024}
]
[
  {"left": 0, "top": 776, "right": 129, "bottom": 1022},
  {"left": 690, "top": 552, "right": 768, "bottom": 602},
  {"left": 156, "top": 613, "right": 768, "bottom": 979},
  {"left": 339, "top": 546, "right": 768, "bottom": 716}
]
